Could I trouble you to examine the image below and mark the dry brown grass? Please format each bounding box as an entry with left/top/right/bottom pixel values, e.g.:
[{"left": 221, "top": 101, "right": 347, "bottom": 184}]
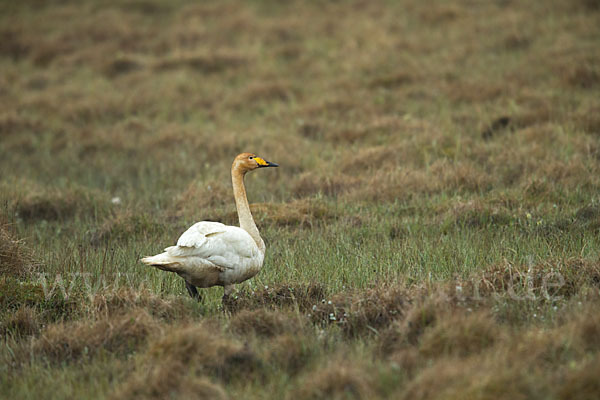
[
  {"left": 292, "top": 173, "right": 361, "bottom": 198},
  {"left": 0, "top": 223, "right": 35, "bottom": 278},
  {"left": 378, "top": 297, "right": 443, "bottom": 356},
  {"left": 0, "top": 306, "right": 40, "bottom": 337},
  {"left": 558, "top": 356, "right": 600, "bottom": 400},
  {"left": 291, "top": 360, "right": 374, "bottom": 400},
  {"left": 229, "top": 308, "right": 303, "bottom": 338},
  {"left": 456, "top": 258, "right": 600, "bottom": 302},
  {"left": 439, "top": 199, "right": 513, "bottom": 229},
  {"left": 31, "top": 309, "right": 160, "bottom": 363},
  {"left": 392, "top": 301, "right": 600, "bottom": 399},
  {"left": 175, "top": 179, "right": 232, "bottom": 216},
  {"left": 234, "top": 80, "right": 296, "bottom": 107},
  {"left": 143, "top": 323, "right": 263, "bottom": 384},
  {"left": 309, "top": 284, "right": 407, "bottom": 337},
  {"left": 398, "top": 355, "right": 545, "bottom": 400},
  {"left": 265, "top": 333, "right": 314, "bottom": 375},
  {"left": 91, "top": 288, "right": 191, "bottom": 322},
  {"left": 232, "top": 282, "right": 327, "bottom": 311},
  {"left": 418, "top": 311, "right": 499, "bottom": 358},
  {"left": 562, "top": 302, "right": 600, "bottom": 353},
  {"left": 232, "top": 282, "right": 407, "bottom": 339},
  {"left": 15, "top": 187, "right": 100, "bottom": 222},
  {"left": 90, "top": 211, "right": 165, "bottom": 246},
  {"left": 112, "top": 373, "right": 229, "bottom": 400},
  {"left": 251, "top": 199, "right": 339, "bottom": 227},
  {"left": 561, "top": 61, "right": 599, "bottom": 90},
  {"left": 154, "top": 51, "right": 248, "bottom": 74}
]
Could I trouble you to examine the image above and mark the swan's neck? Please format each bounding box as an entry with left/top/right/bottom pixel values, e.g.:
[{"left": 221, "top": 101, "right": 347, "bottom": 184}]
[{"left": 231, "top": 168, "right": 265, "bottom": 253}]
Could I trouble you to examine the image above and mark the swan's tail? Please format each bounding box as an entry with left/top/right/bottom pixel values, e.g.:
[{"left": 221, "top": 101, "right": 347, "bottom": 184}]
[{"left": 141, "top": 252, "right": 182, "bottom": 272}]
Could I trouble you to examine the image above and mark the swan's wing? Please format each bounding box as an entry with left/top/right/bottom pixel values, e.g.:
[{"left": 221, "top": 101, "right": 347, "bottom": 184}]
[
  {"left": 175, "top": 221, "right": 228, "bottom": 248},
  {"left": 166, "top": 221, "right": 259, "bottom": 269}
]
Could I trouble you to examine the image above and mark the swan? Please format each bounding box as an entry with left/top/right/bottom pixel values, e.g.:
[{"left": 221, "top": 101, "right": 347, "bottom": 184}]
[{"left": 141, "top": 152, "right": 278, "bottom": 303}]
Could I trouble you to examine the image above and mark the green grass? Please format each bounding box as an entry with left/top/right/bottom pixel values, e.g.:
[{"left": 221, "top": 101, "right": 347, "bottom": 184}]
[{"left": 1, "top": 0, "right": 600, "bottom": 398}]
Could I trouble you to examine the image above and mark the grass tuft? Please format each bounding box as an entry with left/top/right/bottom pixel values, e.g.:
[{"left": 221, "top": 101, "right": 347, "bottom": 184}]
[
  {"left": 0, "top": 224, "right": 36, "bottom": 278},
  {"left": 233, "top": 282, "right": 327, "bottom": 311},
  {"left": 265, "top": 333, "right": 314, "bottom": 375},
  {"left": 292, "top": 361, "right": 374, "bottom": 400},
  {"left": 16, "top": 188, "right": 100, "bottom": 222},
  {"left": 112, "top": 373, "right": 229, "bottom": 400},
  {"left": 418, "top": 311, "right": 499, "bottom": 358},
  {"left": 309, "top": 284, "right": 407, "bottom": 337},
  {"left": 144, "top": 324, "right": 264, "bottom": 384},
  {"left": 229, "top": 308, "right": 302, "bottom": 338},
  {"left": 31, "top": 309, "right": 160, "bottom": 364},
  {"left": 1, "top": 306, "right": 40, "bottom": 338}
]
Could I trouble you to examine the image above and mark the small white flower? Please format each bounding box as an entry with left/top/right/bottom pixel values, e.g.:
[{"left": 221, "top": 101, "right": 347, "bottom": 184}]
[
  {"left": 455, "top": 285, "right": 463, "bottom": 293},
  {"left": 264, "top": 285, "right": 268, "bottom": 290},
  {"left": 329, "top": 313, "right": 336, "bottom": 321},
  {"left": 312, "top": 305, "right": 317, "bottom": 311},
  {"left": 327, "top": 300, "right": 332, "bottom": 305},
  {"left": 111, "top": 197, "right": 121, "bottom": 205}
]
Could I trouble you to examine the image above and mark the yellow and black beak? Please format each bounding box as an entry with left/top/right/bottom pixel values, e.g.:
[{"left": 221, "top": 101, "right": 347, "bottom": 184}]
[{"left": 255, "top": 157, "right": 279, "bottom": 168}]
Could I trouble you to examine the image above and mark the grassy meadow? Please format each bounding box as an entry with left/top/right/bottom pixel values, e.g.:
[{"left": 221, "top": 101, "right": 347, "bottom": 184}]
[{"left": 1, "top": 0, "right": 600, "bottom": 398}]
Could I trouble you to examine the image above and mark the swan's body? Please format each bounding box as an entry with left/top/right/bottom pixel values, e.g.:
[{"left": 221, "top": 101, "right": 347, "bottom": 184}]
[
  {"left": 141, "top": 153, "right": 278, "bottom": 302},
  {"left": 143, "top": 221, "right": 264, "bottom": 287}
]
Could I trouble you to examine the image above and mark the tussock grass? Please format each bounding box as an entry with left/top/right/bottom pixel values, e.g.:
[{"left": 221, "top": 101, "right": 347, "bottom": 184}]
[
  {"left": 112, "top": 371, "right": 229, "bottom": 400},
  {"left": 229, "top": 308, "right": 303, "bottom": 338},
  {"left": 90, "top": 288, "right": 192, "bottom": 322},
  {"left": 292, "top": 361, "right": 374, "bottom": 400},
  {"left": 90, "top": 211, "right": 166, "bottom": 246},
  {"left": 264, "top": 333, "right": 315, "bottom": 375},
  {"left": 0, "top": 223, "right": 35, "bottom": 278},
  {"left": 418, "top": 311, "right": 499, "bottom": 357},
  {"left": 308, "top": 284, "right": 407, "bottom": 337},
  {"left": 0, "top": 306, "right": 40, "bottom": 338},
  {"left": 232, "top": 282, "right": 327, "bottom": 311},
  {"left": 12, "top": 186, "right": 105, "bottom": 223},
  {"left": 558, "top": 357, "right": 600, "bottom": 400},
  {"left": 31, "top": 309, "right": 160, "bottom": 364},
  {"left": 142, "top": 324, "right": 264, "bottom": 384}
]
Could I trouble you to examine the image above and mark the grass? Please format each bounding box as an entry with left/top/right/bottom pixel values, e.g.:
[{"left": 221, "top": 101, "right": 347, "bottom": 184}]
[{"left": 1, "top": 0, "right": 600, "bottom": 398}]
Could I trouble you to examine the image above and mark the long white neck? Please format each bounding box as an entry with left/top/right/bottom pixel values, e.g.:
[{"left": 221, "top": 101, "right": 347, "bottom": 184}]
[{"left": 231, "top": 167, "right": 265, "bottom": 253}]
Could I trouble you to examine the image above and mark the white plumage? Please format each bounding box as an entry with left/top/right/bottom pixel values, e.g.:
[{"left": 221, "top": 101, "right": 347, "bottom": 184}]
[
  {"left": 142, "top": 221, "right": 264, "bottom": 287},
  {"left": 141, "top": 152, "right": 278, "bottom": 302}
]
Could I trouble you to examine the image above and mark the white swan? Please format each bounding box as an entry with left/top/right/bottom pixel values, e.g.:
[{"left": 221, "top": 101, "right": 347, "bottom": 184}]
[{"left": 141, "top": 152, "right": 278, "bottom": 302}]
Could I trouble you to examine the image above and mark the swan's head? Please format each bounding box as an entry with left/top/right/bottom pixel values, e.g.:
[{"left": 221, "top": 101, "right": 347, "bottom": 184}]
[{"left": 233, "top": 152, "right": 279, "bottom": 173}]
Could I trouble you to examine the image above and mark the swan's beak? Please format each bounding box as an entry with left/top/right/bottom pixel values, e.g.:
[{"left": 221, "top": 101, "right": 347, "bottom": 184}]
[{"left": 256, "top": 157, "right": 279, "bottom": 168}]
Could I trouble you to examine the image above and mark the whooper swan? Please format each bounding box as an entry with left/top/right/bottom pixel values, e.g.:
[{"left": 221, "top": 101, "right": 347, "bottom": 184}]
[{"left": 141, "top": 152, "right": 278, "bottom": 303}]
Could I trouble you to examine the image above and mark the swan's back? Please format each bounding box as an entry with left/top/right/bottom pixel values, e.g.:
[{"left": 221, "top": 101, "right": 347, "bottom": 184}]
[{"left": 142, "top": 221, "right": 264, "bottom": 287}]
